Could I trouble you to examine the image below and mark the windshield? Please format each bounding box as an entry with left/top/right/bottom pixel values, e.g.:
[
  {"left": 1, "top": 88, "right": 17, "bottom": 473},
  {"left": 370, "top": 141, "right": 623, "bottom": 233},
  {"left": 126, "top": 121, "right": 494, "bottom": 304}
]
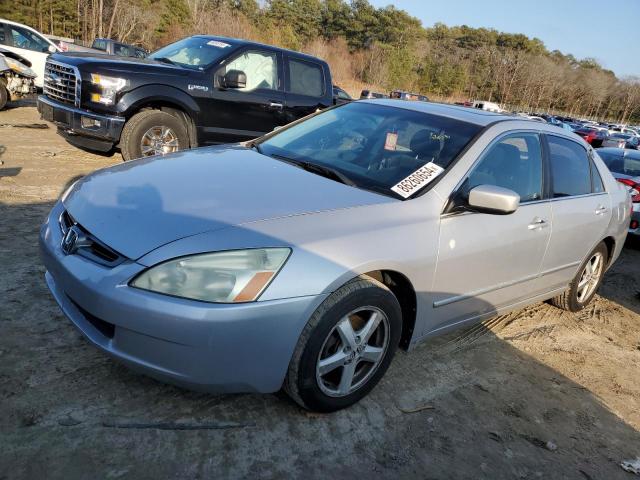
[
  {"left": 258, "top": 102, "right": 482, "bottom": 198},
  {"left": 149, "top": 37, "right": 235, "bottom": 70}
]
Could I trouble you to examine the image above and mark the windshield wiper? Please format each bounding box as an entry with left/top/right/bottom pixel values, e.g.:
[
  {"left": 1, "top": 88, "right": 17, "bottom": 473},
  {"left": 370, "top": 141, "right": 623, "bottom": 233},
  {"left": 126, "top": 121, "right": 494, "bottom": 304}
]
[
  {"left": 247, "top": 140, "right": 263, "bottom": 154},
  {"left": 153, "top": 57, "right": 177, "bottom": 66},
  {"left": 270, "top": 154, "right": 356, "bottom": 187}
]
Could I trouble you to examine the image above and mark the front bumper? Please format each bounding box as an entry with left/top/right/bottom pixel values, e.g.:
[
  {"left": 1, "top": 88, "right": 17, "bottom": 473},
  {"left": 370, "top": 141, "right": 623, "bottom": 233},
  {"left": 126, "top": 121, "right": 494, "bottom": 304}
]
[
  {"left": 37, "top": 95, "right": 125, "bottom": 152},
  {"left": 40, "top": 202, "right": 325, "bottom": 393}
]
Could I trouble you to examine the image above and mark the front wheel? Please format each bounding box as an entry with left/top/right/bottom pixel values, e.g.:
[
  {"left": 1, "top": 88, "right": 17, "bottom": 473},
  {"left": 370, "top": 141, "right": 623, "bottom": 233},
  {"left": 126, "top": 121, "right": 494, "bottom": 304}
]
[
  {"left": 120, "top": 110, "right": 189, "bottom": 161},
  {"left": 285, "top": 276, "right": 402, "bottom": 412},
  {"left": 0, "top": 80, "right": 8, "bottom": 111},
  {"left": 550, "top": 242, "right": 608, "bottom": 312}
]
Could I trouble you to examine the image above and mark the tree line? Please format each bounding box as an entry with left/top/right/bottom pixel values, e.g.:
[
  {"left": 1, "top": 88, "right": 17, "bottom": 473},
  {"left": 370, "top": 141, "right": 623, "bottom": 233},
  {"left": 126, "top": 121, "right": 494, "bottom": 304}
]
[{"left": 3, "top": 0, "right": 639, "bottom": 123}]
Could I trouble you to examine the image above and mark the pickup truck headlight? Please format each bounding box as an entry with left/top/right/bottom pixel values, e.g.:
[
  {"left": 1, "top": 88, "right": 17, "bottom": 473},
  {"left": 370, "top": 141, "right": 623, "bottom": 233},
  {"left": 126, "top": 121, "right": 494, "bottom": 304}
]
[
  {"left": 131, "top": 248, "right": 291, "bottom": 303},
  {"left": 89, "top": 73, "right": 128, "bottom": 105}
]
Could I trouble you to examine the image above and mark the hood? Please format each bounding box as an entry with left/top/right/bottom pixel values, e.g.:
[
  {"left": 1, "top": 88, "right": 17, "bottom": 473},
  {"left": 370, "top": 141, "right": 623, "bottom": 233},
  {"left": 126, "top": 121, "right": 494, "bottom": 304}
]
[
  {"left": 50, "top": 52, "right": 188, "bottom": 77},
  {"left": 0, "top": 47, "right": 32, "bottom": 67},
  {"left": 63, "top": 146, "right": 393, "bottom": 259}
]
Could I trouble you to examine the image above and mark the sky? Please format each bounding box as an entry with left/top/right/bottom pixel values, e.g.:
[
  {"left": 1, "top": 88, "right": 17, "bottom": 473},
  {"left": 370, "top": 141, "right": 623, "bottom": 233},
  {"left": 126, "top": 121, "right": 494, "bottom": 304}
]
[{"left": 369, "top": 0, "right": 640, "bottom": 78}]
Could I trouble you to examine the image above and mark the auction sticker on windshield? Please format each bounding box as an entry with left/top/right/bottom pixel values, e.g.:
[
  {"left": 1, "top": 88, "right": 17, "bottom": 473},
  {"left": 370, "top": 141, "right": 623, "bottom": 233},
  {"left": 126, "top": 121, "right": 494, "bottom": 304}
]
[
  {"left": 391, "top": 162, "right": 445, "bottom": 198},
  {"left": 207, "top": 40, "right": 231, "bottom": 48}
]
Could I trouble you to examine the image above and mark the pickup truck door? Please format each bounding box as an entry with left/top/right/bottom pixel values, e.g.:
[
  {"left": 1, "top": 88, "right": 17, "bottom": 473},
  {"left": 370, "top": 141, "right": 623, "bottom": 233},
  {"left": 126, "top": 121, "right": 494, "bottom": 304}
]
[
  {"left": 199, "top": 48, "right": 286, "bottom": 145},
  {"left": 282, "top": 55, "right": 332, "bottom": 123}
]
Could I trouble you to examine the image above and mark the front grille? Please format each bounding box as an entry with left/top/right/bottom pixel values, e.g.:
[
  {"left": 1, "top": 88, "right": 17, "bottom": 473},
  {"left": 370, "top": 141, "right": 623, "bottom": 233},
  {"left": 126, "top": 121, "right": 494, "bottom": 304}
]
[
  {"left": 44, "top": 61, "right": 78, "bottom": 105},
  {"left": 59, "top": 210, "right": 126, "bottom": 267}
]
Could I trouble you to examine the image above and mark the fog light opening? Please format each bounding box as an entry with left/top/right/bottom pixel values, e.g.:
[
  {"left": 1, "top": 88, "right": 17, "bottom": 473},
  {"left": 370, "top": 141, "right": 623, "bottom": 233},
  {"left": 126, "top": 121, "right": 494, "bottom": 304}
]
[{"left": 81, "top": 116, "right": 101, "bottom": 129}]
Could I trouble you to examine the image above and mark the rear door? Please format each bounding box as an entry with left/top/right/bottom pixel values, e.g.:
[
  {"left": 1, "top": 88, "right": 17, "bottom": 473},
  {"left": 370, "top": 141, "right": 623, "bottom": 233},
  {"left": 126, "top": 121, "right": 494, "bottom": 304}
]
[
  {"left": 201, "top": 47, "right": 286, "bottom": 144},
  {"left": 283, "top": 56, "right": 330, "bottom": 123},
  {"left": 537, "top": 134, "right": 611, "bottom": 290}
]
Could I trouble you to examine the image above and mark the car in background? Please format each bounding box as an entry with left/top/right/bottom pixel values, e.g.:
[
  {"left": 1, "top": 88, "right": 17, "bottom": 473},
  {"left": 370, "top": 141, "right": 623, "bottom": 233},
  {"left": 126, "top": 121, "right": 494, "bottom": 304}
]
[
  {"left": 389, "top": 90, "right": 428, "bottom": 102},
  {"left": 40, "top": 100, "right": 630, "bottom": 412},
  {"left": 602, "top": 136, "right": 627, "bottom": 149},
  {"left": 91, "top": 38, "right": 147, "bottom": 58},
  {"left": 360, "top": 89, "right": 389, "bottom": 99},
  {"left": 471, "top": 100, "right": 503, "bottom": 112},
  {"left": 574, "top": 126, "right": 609, "bottom": 147},
  {"left": 607, "top": 133, "right": 639, "bottom": 150},
  {"left": 38, "top": 35, "right": 335, "bottom": 160},
  {"left": 0, "top": 46, "right": 36, "bottom": 109},
  {"left": 596, "top": 147, "right": 640, "bottom": 237},
  {"left": 0, "top": 18, "right": 61, "bottom": 88},
  {"left": 333, "top": 85, "right": 352, "bottom": 105}
]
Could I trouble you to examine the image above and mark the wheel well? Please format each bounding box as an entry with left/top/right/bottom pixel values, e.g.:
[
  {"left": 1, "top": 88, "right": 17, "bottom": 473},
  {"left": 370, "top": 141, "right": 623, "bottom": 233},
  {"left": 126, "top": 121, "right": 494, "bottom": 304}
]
[
  {"left": 602, "top": 236, "right": 615, "bottom": 265},
  {"left": 364, "top": 270, "right": 417, "bottom": 351},
  {"left": 128, "top": 102, "right": 197, "bottom": 147}
]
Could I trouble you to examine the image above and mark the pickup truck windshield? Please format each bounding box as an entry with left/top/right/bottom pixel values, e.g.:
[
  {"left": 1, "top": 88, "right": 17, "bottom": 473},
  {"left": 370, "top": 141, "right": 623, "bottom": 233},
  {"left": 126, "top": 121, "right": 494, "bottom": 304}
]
[
  {"left": 149, "top": 37, "right": 235, "bottom": 70},
  {"left": 259, "top": 102, "right": 482, "bottom": 198}
]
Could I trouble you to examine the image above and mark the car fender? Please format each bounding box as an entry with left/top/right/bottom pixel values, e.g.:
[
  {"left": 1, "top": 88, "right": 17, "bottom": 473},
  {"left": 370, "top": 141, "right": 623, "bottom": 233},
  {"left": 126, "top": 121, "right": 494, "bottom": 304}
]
[{"left": 117, "top": 84, "right": 201, "bottom": 120}]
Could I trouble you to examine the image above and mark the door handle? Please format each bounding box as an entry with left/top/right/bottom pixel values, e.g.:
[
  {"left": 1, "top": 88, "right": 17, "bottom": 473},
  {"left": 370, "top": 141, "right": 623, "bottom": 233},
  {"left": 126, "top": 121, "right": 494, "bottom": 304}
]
[
  {"left": 268, "top": 101, "right": 283, "bottom": 109},
  {"left": 595, "top": 205, "right": 607, "bottom": 215},
  {"left": 528, "top": 217, "right": 548, "bottom": 230}
]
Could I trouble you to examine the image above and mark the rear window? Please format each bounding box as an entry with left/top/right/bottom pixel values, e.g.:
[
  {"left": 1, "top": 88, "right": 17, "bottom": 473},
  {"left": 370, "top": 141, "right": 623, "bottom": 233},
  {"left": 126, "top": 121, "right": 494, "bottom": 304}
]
[
  {"left": 548, "top": 136, "right": 592, "bottom": 197},
  {"left": 288, "top": 59, "right": 324, "bottom": 97},
  {"left": 93, "top": 39, "right": 107, "bottom": 51}
]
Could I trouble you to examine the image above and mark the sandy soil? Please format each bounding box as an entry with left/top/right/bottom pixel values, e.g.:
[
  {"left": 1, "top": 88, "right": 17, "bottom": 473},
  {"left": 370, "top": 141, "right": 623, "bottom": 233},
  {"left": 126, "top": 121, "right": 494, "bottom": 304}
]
[{"left": 1, "top": 104, "right": 639, "bottom": 479}]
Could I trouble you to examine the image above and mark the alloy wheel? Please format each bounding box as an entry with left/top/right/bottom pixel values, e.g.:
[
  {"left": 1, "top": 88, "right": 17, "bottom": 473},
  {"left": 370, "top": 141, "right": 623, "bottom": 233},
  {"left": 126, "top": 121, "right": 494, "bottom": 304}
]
[
  {"left": 315, "top": 306, "right": 390, "bottom": 397},
  {"left": 576, "top": 251, "right": 604, "bottom": 303},
  {"left": 140, "top": 126, "right": 180, "bottom": 157}
]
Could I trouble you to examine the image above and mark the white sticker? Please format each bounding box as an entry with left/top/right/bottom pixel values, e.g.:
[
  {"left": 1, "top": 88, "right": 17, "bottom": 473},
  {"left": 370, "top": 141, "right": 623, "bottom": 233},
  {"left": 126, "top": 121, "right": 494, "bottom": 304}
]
[
  {"left": 207, "top": 40, "right": 231, "bottom": 48},
  {"left": 384, "top": 132, "right": 398, "bottom": 151},
  {"left": 391, "top": 162, "right": 444, "bottom": 198}
]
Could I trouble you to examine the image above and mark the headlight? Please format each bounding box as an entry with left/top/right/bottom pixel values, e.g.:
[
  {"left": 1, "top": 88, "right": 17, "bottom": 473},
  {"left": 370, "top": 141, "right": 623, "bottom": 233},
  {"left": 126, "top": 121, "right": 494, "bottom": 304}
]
[
  {"left": 7, "top": 59, "right": 36, "bottom": 77},
  {"left": 89, "top": 73, "right": 128, "bottom": 105},
  {"left": 131, "top": 248, "right": 291, "bottom": 303}
]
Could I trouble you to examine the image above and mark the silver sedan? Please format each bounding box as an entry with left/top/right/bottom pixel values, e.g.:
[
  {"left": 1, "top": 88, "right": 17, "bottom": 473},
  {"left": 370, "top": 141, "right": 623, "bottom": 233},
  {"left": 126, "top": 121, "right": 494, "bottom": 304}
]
[{"left": 40, "top": 100, "right": 631, "bottom": 412}]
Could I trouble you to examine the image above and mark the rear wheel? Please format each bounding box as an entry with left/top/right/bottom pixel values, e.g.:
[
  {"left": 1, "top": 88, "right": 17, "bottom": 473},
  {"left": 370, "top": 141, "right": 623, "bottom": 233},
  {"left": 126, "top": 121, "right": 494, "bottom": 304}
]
[
  {"left": 285, "top": 276, "right": 402, "bottom": 412},
  {"left": 120, "top": 110, "right": 189, "bottom": 161},
  {"left": 550, "top": 242, "right": 608, "bottom": 312}
]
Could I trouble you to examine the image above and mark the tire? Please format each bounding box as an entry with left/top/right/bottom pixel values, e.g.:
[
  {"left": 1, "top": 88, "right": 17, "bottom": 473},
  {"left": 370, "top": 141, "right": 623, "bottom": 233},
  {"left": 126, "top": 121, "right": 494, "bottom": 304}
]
[
  {"left": 285, "top": 276, "right": 402, "bottom": 412},
  {"left": 550, "top": 242, "right": 608, "bottom": 312},
  {"left": 120, "top": 109, "right": 189, "bottom": 161},
  {"left": 0, "top": 80, "right": 8, "bottom": 111}
]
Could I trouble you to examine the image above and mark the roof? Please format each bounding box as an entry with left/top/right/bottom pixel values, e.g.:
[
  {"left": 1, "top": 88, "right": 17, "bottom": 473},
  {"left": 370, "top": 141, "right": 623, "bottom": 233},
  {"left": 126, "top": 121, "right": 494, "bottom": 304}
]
[
  {"left": 597, "top": 147, "right": 640, "bottom": 159},
  {"left": 191, "top": 35, "right": 327, "bottom": 64},
  {"left": 361, "top": 99, "right": 511, "bottom": 127}
]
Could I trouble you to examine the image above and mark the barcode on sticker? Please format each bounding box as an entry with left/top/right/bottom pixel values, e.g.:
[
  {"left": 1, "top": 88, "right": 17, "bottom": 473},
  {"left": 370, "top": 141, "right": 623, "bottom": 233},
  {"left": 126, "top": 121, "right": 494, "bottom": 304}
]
[{"left": 391, "top": 162, "right": 444, "bottom": 198}]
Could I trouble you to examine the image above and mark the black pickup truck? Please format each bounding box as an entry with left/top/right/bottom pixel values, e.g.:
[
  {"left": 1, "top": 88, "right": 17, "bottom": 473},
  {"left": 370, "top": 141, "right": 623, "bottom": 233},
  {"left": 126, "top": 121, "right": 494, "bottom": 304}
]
[{"left": 37, "top": 36, "right": 334, "bottom": 160}]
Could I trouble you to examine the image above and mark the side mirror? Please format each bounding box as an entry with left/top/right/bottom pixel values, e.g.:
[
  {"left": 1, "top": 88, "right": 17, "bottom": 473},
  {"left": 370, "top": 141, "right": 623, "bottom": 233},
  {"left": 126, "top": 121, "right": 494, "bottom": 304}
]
[
  {"left": 48, "top": 44, "right": 57, "bottom": 53},
  {"left": 222, "top": 69, "right": 246, "bottom": 89},
  {"left": 468, "top": 184, "right": 520, "bottom": 214}
]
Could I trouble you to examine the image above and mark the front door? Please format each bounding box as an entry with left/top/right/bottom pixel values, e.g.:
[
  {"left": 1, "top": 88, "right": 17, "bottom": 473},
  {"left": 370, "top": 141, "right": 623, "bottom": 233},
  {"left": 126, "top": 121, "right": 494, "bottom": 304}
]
[
  {"left": 200, "top": 48, "right": 286, "bottom": 144},
  {"left": 428, "top": 132, "right": 551, "bottom": 334}
]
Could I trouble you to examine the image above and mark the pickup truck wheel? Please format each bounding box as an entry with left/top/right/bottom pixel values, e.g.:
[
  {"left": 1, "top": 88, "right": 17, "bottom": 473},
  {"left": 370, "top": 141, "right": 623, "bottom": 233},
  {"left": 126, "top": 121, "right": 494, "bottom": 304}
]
[
  {"left": 0, "top": 81, "right": 8, "bottom": 110},
  {"left": 284, "top": 276, "right": 402, "bottom": 412},
  {"left": 120, "top": 110, "right": 189, "bottom": 161}
]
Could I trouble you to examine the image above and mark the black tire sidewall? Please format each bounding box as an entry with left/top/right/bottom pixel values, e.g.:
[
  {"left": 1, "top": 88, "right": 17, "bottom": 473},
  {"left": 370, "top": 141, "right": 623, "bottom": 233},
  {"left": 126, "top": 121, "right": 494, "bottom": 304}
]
[
  {"left": 124, "top": 111, "right": 188, "bottom": 160},
  {"left": 0, "top": 83, "right": 7, "bottom": 110},
  {"left": 296, "top": 284, "right": 402, "bottom": 412},
  {"left": 567, "top": 242, "right": 608, "bottom": 311}
]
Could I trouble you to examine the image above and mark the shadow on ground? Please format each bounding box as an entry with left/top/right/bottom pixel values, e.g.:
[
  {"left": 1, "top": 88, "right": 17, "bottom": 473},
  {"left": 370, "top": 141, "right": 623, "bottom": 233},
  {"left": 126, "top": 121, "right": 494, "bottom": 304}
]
[{"left": 1, "top": 199, "right": 639, "bottom": 480}]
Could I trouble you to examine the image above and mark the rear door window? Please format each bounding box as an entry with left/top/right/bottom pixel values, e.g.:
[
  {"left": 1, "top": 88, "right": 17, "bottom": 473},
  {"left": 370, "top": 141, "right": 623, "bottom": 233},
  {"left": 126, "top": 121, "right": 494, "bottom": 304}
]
[
  {"left": 0, "top": 24, "right": 6, "bottom": 45},
  {"left": 287, "top": 58, "right": 324, "bottom": 97},
  {"left": 547, "top": 136, "right": 592, "bottom": 197}
]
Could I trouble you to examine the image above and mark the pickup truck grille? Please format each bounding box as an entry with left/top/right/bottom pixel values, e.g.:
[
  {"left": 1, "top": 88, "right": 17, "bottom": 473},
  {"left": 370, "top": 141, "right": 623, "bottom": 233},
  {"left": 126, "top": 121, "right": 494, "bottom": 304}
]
[{"left": 44, "top": 61, "right": 78, "bottom": 106}]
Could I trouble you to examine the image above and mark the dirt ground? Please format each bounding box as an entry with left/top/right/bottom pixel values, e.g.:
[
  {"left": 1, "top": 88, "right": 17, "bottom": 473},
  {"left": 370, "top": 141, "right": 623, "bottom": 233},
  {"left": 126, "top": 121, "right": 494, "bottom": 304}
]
[{"left": 1, "top": 103, "right": 639, "bottom": 480}]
